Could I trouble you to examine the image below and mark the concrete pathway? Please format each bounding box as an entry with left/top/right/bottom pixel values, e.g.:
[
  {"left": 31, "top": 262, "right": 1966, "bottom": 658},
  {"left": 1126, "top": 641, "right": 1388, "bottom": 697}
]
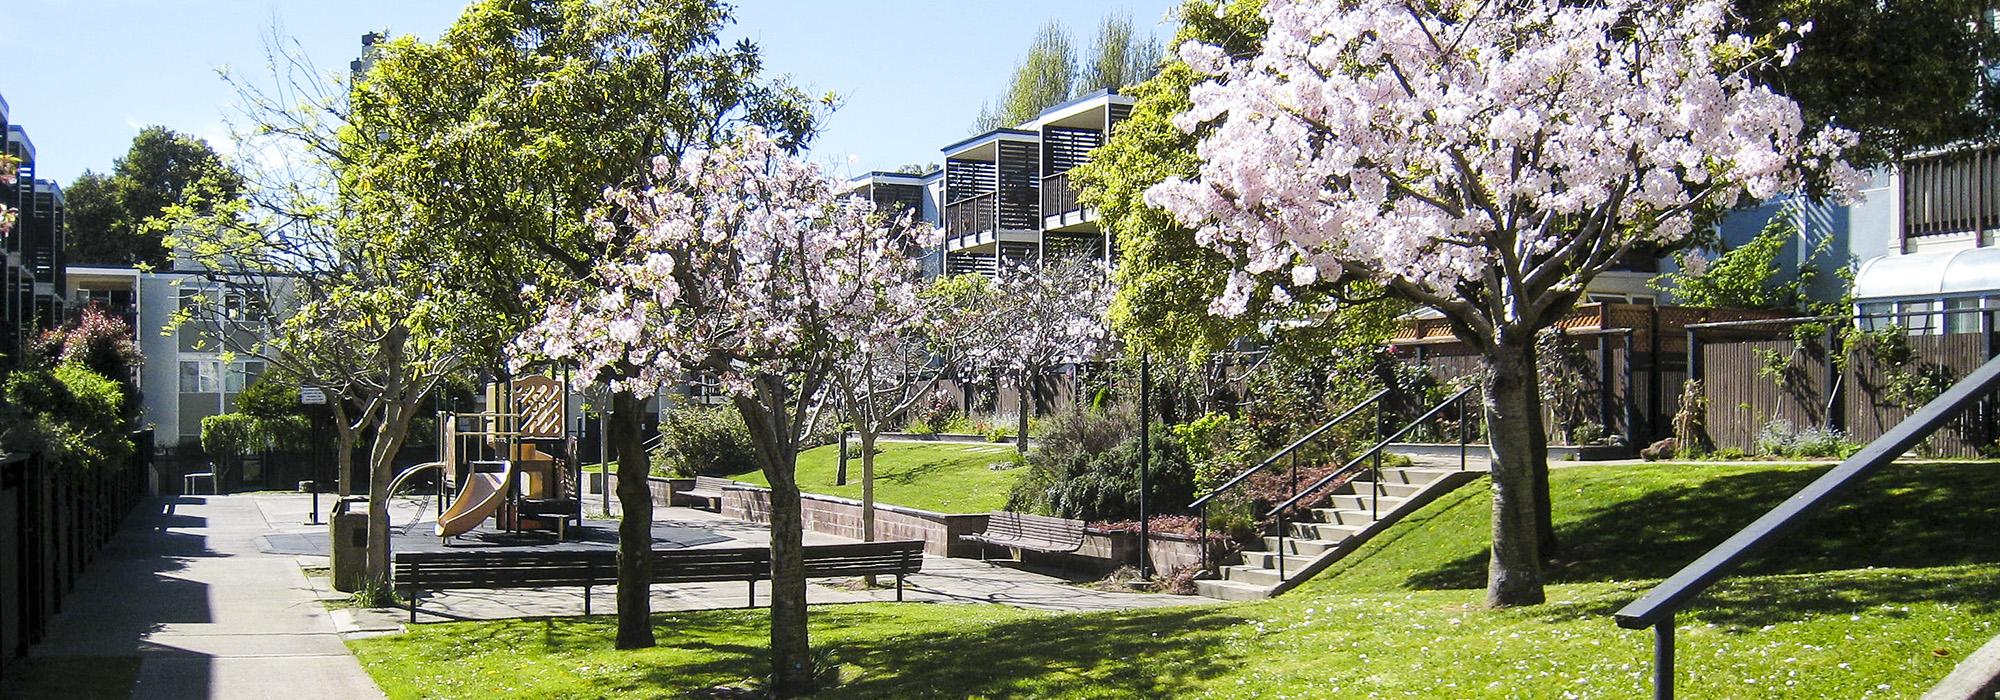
[{"left": 28, "top": 494, "right": 384, "bottom": 700}]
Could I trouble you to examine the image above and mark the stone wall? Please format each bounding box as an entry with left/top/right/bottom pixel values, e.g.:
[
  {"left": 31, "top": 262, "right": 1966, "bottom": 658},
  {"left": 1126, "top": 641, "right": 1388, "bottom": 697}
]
[{"left": 721, "top": 485, "right": 989, "bottom": 557}]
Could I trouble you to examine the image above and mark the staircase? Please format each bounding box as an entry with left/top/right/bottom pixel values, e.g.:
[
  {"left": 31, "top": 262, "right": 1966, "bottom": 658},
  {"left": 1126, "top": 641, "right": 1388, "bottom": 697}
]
[{"left": 1196, "top": 464, "right": 1473, "bottom": 600}]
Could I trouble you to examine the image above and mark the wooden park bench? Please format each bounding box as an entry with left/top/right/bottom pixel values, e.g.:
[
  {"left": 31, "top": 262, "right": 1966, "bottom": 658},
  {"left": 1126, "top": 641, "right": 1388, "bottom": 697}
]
[
  {"left": 679, "top": 475, "right": 735, "bottom": 510},
  {"left": 961, "top": 512, "right": 1086, "bottom": 561},
  {"left": 395, "top": 539, "right": 925, "bottom": 622}
]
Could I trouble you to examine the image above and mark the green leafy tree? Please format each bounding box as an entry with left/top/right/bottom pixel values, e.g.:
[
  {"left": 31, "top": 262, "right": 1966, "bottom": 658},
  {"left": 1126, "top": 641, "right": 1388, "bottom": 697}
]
[
  {"left": 1079, "top": 13, "right": 1164, "bottom": 93},
  {"left": 1652, "top": 206, "right": 1823, "bottom": 311},
  {"left": 350, "top": 0, "right": 823, "bottom": 652},
  {"left": 974, "top": 20, "right": 1076, "bottom": 131},
  {"left": 65, "top": 127, "right": 241, "bottom": 268},
  {"left": 1738, "top": 0, "right": 2000, "bottom": 166}
]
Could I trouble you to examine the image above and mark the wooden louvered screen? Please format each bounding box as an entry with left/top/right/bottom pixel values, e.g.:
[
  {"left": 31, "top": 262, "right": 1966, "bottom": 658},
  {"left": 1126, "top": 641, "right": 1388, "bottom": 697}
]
[
  {"left": 1108, "top": 103, "right": 1133, "bottom": 131},
  {"left": 1042, "top": 126, "right": 1103, "bottom": 176},
  {"left": 947, "top": 251, "right": 997, "bottom": 277},
  {"left": 946, "top": 158, "right": 996, "bottom": 202},
  {"left": 1903, "top": 146, "right": 2000, "bottom": 242},
  {"left": 997, "top": 140, "right": 1040, "bottom": 231},
  {"left": 1043, "top": 234, "right": 1102, "bottom": 262},
  {"left": 998, "top": 241, "right": 1039, "bottom": 272},
  {"left": 870, "top": 183, "right": 923, "bottom": 219}
]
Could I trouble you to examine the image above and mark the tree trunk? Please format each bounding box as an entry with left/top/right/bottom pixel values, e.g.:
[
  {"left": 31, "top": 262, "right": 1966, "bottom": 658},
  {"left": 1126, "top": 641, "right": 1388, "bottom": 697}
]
[
  {"left": 1529, "top": 395, "right": 1557, "bottom": 559},
  {"left": 1483, "top": 338, "right": 1547, "bottom": 607},
  {"left": 364, "top": 397, "right": 417, "bottom": 594},
  {"left": 1016, "top": 368, "right": 1032, "bottom": 454},
  {"left": 736, "top": 376, "right": 811, "bottom": 697},
  {"left": 609, "top": 389, "right": 655, "bottom": 649}
]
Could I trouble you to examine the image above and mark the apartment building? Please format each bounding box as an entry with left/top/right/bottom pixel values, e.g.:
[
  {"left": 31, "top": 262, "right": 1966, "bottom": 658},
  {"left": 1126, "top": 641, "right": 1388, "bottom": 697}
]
[{"left": 2, "top": 92, "right": 70, "bottom": 368}]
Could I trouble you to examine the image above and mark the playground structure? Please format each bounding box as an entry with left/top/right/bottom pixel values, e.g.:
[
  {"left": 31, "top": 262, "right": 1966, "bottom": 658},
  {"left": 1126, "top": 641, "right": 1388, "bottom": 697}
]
[{"left": 386, "top": 374, "right": 582, "bottom": 542}]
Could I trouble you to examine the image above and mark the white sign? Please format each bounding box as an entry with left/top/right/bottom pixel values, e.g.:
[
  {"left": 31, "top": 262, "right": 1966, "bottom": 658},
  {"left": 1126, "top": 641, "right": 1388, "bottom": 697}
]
[{"left": 300, "top": 387, "right": 328, "bottom": 405}]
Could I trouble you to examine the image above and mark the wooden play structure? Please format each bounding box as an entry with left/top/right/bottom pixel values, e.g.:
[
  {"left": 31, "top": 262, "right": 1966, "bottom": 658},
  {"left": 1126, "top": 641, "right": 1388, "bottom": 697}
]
[{"left": 387, "top": 374, "right": 582, "bottom": 542}]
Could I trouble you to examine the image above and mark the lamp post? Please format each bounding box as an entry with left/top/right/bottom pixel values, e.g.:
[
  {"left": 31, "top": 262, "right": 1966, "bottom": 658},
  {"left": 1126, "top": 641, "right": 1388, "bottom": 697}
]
[{"left": 1138, "top": 353, "right": 1151, "bottom": 580}]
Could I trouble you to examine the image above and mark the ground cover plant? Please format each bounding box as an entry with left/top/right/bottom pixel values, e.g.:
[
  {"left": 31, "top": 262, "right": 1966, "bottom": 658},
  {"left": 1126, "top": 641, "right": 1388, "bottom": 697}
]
[
  {"left": 351, "top": 460, "right": 2000, "bottom": 698},
  {"left": 724, "top": 441, "right": 1024, "bottom": 515}
]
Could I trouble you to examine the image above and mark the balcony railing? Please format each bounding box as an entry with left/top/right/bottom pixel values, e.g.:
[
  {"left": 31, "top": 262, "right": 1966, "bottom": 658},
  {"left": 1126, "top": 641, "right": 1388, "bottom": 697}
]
[
  {"left": 1903, "top": 145, "right": 2000, "bottom": 240},
  {"left": 945, "top": 192, "right": 996, "bottom": 240},
  {"left": 1041, "top": 171, "right": 1085, "bottom": 219}
]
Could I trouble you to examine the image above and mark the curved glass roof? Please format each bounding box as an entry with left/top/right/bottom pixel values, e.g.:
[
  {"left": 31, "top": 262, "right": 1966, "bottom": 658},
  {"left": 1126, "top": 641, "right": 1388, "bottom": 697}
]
[{"left": 1854, "top": 247, "right": 2000, "bottom": 300}]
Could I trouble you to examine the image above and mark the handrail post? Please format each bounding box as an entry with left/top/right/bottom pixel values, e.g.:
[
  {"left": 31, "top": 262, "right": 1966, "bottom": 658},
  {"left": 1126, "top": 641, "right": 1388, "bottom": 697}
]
[
  {"left": 1654, "top": 617, "right": 1675, "bottom": 700},
  {"left": 1458, "top": 390, "right": 1469, "bottom": 471},
  {"left": 1198, "top": 503, "right": 1209, "bottom": 575}
]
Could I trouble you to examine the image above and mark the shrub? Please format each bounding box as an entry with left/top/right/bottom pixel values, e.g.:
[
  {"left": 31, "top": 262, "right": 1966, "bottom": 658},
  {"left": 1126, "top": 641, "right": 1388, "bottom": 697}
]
[
  {"left": 1004, "top": 405, "right": 1196, "bottom": 522},
  {"left": 1753, "top": 418, "right": 1797, "bottom": 457},
  {"left": 909, "top": 388, "right": 957, "bottom": 432},
  {"left": 903, "top": 418, "right": 936, "bottom": 435},
  {"left": 2, "top": 363, "right": 131, "bottom": 469},
  {"left": 652, "top": 405, "right": 756, "bottom": 477}
]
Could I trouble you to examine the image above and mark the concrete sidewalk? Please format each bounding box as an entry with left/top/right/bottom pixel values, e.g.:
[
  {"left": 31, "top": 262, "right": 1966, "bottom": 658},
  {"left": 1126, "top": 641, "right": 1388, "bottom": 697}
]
[{"left": 27, "top": 495, "right": 384, "bottom": 700}]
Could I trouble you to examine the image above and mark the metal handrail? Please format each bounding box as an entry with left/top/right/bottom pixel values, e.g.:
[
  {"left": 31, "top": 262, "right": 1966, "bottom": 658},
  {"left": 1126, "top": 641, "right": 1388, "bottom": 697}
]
[
  {"left": 1190, "top": 388, "right": 1390, "bottom": 510},
  {"left": 1264, "top": 386, "right": 1475, "bottom": 519},
  {"left": 1613, "top": 353, "right": 2000, "bottom": 699}
]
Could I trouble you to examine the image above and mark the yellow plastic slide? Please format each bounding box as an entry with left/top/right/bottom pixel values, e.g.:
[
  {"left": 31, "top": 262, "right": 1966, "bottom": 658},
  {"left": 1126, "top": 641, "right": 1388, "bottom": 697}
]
[{"left": 436, "top": 461, "right": 518, "bottom": 538}]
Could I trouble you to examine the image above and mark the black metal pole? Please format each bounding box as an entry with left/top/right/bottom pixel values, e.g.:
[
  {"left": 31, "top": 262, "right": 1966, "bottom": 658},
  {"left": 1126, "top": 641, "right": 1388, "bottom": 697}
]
[
  {"left": 1138, "top": 353, "right": 1152, "bottom": 580},
  {"left": 1654, "top": 617, "right": 1675, "bottom": 700},
  {"left": 837, "top": 429, "right": 850, "bottom": 486},
  {"left": 306, "top": 406, "right": 324, "bottom": 525}
]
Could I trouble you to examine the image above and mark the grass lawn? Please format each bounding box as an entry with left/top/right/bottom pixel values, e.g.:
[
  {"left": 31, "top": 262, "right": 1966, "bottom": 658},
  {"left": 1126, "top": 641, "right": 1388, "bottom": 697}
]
[
  {"left": 350, "top": 460, "right": 2000, "bottom": 698},
  {"left": 721, "top": 440, "right": 1024, "bottom": 514}
]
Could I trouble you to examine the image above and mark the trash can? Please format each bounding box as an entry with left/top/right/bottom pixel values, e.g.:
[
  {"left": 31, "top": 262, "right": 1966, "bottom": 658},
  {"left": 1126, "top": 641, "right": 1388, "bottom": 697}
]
[{"left": 330, "top": 497, "right": 370, "bottom": 593}]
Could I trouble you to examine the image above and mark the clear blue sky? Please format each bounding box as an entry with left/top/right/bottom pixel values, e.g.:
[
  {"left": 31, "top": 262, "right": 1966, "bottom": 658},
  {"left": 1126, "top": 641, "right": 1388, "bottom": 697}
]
[{"left": 2, "top": 1, "right": 1184, "bottom": 187}]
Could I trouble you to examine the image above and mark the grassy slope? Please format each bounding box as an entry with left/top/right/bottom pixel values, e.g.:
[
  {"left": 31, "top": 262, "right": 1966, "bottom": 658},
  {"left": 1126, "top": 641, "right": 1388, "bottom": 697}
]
[
  {"left": 723, "top": 440, "right": 1024, "bottom": 514},
  {"left": 351, "top": 461, "right": 2000, "bottom": 698}
]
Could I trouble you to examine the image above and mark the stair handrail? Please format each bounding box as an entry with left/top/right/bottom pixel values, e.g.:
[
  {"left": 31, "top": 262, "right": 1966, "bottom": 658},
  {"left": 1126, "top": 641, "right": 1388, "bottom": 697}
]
[
  {"left": 1189, "top": 388, "right": 1390, "bottom": 510},
  {"left": 1611, "top": 353, "right": 2000, "bottom": 699},
  {"left": 1264, "top": 385, "right": 1476, "bottom": 519}
]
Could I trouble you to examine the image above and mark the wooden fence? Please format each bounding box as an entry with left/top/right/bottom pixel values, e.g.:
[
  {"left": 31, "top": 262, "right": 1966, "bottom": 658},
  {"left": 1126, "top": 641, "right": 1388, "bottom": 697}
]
[
  {"left": 1697, "top": 332, "right": 1998, "bottom": 457},
  {"left": 0, "top": 430, "right": 150, "bottom": 678}
]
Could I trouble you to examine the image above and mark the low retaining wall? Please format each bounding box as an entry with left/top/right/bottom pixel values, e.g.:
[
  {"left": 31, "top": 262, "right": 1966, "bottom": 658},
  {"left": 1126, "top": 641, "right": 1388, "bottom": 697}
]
[
  {"left": 598, "top": 473, "right": 678, "bottom": 509},
  {"left": 721, "top": 485, "right": 989, "bottom": 557},
  {"left": 1027, "top": 529, "right": 1205, "bottom": 576}
]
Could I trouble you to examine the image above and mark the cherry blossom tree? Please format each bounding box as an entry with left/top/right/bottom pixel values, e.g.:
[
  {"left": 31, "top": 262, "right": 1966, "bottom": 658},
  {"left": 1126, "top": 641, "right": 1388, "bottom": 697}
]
[
  {"left": 513, "top": 128, "right": 933, "bottom": 696},
  {"left": 969, "top": 257, "right": 1115, "bottom": 453},
  {"left": 1148, "top": 0, "right": 1861, "bottom": 606}
]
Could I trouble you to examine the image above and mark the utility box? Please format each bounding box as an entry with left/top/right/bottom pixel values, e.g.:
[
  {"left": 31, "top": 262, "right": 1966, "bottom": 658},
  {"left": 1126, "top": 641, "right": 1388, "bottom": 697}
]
[{"left": 329, "top": 497, "right": 370, "bottom": 593}]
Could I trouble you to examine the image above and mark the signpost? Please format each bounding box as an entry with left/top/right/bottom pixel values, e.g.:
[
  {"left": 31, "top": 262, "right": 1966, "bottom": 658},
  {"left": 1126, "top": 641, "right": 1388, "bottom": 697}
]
[{"left": 301, "top": 386, "right": 328, "bottom": 524}]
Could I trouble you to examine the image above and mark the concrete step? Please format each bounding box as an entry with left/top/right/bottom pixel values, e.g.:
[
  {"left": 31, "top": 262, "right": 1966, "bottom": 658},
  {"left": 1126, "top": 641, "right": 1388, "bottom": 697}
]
[
  {"left": 1311, "top": 507, "right": 1379, "bottom": 526},
  {"left": 1261, "top": 536, "right": 1341, "bottom": 555},
  {"left": 1222, "top": 565, "right": 1284, "bottom": 587},
  {"left": 1343, "top": 480, "right": 1424, "bottom": 498},
  {"left": 1238, "top": 550, "right": 1317, "bottom": 571},
  {"left": 1196, "top": 577, "right": 1275, "bottom": 601},
  {"left": 1288, "top": 520, "right": 1366, "bottom": 541},
  {"left": 1372, "top": 467, "right": 1457, "bottom": 485},
  {"left": 1329, "top": 493, "right": 1408, "bottom": 511}
]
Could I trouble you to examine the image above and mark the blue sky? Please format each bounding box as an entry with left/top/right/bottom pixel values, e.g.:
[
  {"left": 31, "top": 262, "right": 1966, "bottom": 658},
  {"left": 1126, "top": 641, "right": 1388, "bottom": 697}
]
[{"left": 2, "top": 1, "right": 1184, "bottom": 187}]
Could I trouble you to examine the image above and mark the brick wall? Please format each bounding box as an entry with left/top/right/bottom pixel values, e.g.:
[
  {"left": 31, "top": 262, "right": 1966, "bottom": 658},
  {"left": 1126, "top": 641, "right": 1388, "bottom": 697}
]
[{"left": 722, "top": 485, "right": 989, "bottom": 557}]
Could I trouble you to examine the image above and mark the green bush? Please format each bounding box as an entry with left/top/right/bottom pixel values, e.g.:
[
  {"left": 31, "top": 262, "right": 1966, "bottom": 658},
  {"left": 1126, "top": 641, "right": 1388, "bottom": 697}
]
[
  {"left": 2, "top": 363, "right": 131, "bottom": 470},
  {"left": 652, "top": 405, "right": 756, "bottom": 477},
  {"left": 1005, "top": 405, "right": 1196, "bottom": 522}
]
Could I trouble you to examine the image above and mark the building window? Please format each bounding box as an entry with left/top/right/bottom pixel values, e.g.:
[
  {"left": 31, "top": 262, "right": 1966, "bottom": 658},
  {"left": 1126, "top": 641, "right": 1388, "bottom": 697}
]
[
  {"left": 225, "top": 361, "right": 265, "bottom": 393},
  {"left": 180, "top": 360, "right": 222, "bottom": 393},
  {"left": 1901, "top": 300, "right": 1939, "bottom": 335},
  {"left": 1946, "top": 297, "right": 1985, "bottom": 334},
  {"left": 1858, "top": 302, "right": 1894, "bottom": 331}
]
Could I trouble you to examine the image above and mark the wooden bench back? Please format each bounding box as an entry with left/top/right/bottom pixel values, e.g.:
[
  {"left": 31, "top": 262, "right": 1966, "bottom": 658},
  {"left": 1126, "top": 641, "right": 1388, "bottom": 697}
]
[
  {"left": 395, "top": 550, "right": 615, "bottom": 589},
  {"left": 690, "top": 476, "right": 735, "bottom": 492},
  {"left": 397, "top": 540, "right": 924, "bottom": 588},
  {"left": 986, "top": 512, "right": 1087, "bottom": 546}
]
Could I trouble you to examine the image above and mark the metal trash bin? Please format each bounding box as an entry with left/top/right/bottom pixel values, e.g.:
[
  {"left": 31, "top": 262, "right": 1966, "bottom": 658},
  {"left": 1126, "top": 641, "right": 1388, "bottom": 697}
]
[{"left": 329, "top": 496, "right": 370, "bottom": 593}]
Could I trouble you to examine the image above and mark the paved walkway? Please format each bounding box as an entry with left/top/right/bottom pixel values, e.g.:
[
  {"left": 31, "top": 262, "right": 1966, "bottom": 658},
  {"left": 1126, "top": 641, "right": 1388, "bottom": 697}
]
[{"left": 29, "top": 495, "right": 384, "bottom": 699}]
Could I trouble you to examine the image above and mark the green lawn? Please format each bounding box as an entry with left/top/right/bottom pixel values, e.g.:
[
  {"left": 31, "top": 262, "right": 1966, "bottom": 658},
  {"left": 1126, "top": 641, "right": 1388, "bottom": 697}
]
[
  {"left": 722, "top": 440, "right": 1024, "bottom": 514},
  {"left": 350, "top": 460, "right": 2000, "bottom": 698}
]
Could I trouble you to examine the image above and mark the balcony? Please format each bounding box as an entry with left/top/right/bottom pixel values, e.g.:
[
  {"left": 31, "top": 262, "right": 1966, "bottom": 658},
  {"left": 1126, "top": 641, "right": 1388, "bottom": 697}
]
[
  {"left": 1041, "top": 171, "right": 1091, "bottom": 229},
  {"left": 1902, "top": 145, "right": 2000, "bottom": 249},
  {"left": 945, "top": 192, "right": 997, "bottom": 248}
]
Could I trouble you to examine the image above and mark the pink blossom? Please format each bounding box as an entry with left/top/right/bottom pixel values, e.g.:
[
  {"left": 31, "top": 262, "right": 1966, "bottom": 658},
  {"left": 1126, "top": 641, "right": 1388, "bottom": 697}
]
[
  {"left": 510, "top": 128, "right": 938, "bottom": 401},
  {"left": 1148, "top": 0, "right": 1860, "bottom": 324}
]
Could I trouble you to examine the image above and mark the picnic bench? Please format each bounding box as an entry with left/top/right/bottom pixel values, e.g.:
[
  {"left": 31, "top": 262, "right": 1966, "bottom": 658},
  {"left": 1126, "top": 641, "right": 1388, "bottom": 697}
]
[
  {"left": 679, "top": 475, "right": 734, "bottom": 510},
  {"left": 961, "top": 511, "right": 1086, "bottom": 561},
  {"left": 394, "top": 540, "right": 925, "bottom": 622}
]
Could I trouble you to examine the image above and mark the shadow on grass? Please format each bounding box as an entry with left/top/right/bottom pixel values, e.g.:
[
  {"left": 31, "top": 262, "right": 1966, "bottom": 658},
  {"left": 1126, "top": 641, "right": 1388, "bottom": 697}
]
[
  {"left": 1519, "top": 565, "right": 2000, "bottom": 632},
  {"left": 1406, "top": 462, "right": 2000, "bottom": 590},
  {"left": 486, "top": 604, "right": 1253, "bottom": 698},
  {"left": 877, "top": 458, "right": 956, "bottom": 487}
]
